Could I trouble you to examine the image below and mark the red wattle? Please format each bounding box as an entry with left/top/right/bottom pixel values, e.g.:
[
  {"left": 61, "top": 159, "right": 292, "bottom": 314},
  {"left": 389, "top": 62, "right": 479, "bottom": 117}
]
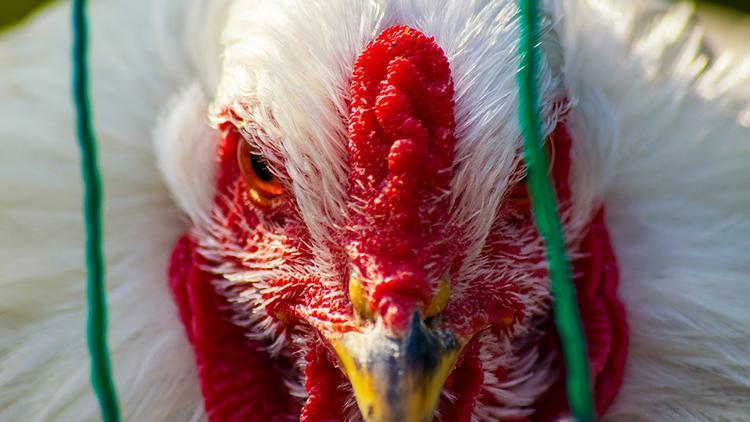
[
  {"left": 168, "top": 235, "right": 300, "bottom": 421},
  {"left": 533, "top": 208, "right": 628, "bottom": 419},
  {"left": 299, "top": 343, "right": 350, "bottom": 422}
]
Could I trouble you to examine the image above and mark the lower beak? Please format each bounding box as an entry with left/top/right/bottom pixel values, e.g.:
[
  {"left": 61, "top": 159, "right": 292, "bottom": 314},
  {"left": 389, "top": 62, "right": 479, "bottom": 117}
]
[{"left": 333, "top": 313, "right": 461, "bottom": 422}]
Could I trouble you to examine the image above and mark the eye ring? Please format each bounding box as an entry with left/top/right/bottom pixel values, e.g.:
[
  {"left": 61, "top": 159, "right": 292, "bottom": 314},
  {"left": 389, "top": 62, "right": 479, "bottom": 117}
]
[{"left": 237, "top": 140, "right": 283, "bottom": 207}]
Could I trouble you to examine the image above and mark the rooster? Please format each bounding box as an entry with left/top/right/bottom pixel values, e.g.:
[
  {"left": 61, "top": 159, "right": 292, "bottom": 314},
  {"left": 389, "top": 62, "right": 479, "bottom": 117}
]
[{"left": 1, "top": 0, "right": 749, "bottom": 420}]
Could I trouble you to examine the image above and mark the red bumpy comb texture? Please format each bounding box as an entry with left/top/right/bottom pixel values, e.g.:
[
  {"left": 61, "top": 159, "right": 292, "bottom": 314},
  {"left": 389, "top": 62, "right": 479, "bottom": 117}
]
[{"left": 347, "top": 25, "right": 458, "bottom": 332}]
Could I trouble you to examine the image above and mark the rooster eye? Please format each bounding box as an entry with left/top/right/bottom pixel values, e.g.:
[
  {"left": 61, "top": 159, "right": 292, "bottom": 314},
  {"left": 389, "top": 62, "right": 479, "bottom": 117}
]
[
  {"left": 508, "top": 138, "right": 554, "bottom": 207},
  {"left": 237, "top": 140, "right": 283, "bottom": 207},
  {"left": 508, "top": 179, "right": 530, "bottom": 207}
]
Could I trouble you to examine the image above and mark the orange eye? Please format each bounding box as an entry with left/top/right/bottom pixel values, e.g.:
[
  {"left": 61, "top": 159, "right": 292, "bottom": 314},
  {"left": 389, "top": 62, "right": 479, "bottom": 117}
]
[
  {"left": 237, "top": 140, "right": 283, "bottom": 208},
  {"left": 508, "top": 178, "right": 531, "bottom": 207}
]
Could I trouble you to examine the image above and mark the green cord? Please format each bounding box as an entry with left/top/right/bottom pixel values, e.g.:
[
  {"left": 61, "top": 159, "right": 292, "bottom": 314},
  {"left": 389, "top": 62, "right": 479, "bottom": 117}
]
[
  {"left": 517, "top": 1, "right": 595, "bottom": 420},
  {"left": 72, "top": 0, "right": 122, "bottom": 420}
]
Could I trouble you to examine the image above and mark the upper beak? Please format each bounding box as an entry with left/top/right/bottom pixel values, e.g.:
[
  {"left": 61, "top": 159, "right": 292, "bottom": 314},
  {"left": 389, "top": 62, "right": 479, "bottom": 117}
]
[{"left": 333, "top": 313, "right": 462, "bottom": 422}]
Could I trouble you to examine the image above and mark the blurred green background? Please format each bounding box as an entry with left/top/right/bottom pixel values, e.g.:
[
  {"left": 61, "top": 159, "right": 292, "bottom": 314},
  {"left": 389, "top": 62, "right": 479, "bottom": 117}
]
[
  {"left": 709, "top": 0, "right": 750, "bottom": 11},
  {"left": 1, "top": 0, "right": 53, "bottom": 29},
  {"left": 1, "top": 1, "right": 748, "bottom": 39}
]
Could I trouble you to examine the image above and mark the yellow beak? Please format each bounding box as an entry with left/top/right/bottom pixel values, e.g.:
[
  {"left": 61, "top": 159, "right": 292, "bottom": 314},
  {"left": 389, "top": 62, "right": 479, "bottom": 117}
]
[{"left": 333, "top": 313, "right": 461, "bottom": 422}]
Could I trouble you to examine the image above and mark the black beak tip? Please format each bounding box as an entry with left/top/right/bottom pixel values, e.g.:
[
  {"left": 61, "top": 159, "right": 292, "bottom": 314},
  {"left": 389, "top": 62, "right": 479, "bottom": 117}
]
[{"left": 404, "top": 312, "right": 441, "bottom": 371}]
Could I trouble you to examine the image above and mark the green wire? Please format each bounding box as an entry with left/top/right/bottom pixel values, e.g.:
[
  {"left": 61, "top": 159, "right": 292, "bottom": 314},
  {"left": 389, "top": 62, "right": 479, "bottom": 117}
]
[
  {"left": 72, "top": 0, "right": 122, "bottom": 420},
  {"left": 516, "top": 1, "right": 595, "bottom": 420}
]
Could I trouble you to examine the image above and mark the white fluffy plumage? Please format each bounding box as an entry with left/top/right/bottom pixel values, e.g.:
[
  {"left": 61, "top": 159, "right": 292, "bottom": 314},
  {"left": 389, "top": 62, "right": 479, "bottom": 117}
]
[{"left": 0, "top": 0, "right": 748, "bottom": 420}]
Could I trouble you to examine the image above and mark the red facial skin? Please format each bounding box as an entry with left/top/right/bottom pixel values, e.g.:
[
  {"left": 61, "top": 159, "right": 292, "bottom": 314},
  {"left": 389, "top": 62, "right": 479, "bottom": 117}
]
[{"left": 168, "top": 26, "right": 627, "bottom": 421}]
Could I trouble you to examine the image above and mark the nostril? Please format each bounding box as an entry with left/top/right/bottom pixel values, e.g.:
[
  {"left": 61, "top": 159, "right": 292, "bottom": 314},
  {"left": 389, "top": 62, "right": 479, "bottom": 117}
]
[{"left": 424, "top": 316, "right": 435, "bottom": 327}]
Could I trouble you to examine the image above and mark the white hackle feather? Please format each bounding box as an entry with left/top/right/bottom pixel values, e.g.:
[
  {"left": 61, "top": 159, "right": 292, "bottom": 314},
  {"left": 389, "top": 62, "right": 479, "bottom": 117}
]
[
  {"left": 0, "top": 0, "right": 748, "bottom": 421},
  {"left": 154, "top": 82, "right": 218, "bottom": 226},
  {"left": 557, "top": 1, "right": 750, "bottom": 419},
  {"left": 0, "top": 0, "right": 225, "bottom": 419}
]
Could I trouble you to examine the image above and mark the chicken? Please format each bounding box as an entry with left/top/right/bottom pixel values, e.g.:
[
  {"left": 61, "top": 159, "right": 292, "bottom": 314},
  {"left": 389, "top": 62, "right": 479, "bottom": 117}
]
[{"left": 1, "top": 0, "right": 749, "bottom": 421}]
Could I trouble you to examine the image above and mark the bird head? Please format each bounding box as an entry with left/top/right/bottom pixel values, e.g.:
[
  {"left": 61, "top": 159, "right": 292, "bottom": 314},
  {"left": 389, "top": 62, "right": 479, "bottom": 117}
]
[{"left": 174, "top": 2, "right": 626, "bottom": 421}]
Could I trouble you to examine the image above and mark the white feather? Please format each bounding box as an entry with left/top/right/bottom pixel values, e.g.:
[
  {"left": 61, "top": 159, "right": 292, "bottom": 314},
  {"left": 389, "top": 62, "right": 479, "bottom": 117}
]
[
  {"left": 557, "top": 1, "right": 750, "bottom": 419},
  {"left": 0, "top": 0, "right": 224, "bottom": 419},
  {"left": 154, "top": 82, "right": 218, "bottom": 225}
]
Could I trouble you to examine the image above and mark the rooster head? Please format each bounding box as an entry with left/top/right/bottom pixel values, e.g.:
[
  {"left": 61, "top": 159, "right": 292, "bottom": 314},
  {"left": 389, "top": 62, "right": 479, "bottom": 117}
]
[{"left": 169, "top": 2, "right": 627, "bottom": 421}]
